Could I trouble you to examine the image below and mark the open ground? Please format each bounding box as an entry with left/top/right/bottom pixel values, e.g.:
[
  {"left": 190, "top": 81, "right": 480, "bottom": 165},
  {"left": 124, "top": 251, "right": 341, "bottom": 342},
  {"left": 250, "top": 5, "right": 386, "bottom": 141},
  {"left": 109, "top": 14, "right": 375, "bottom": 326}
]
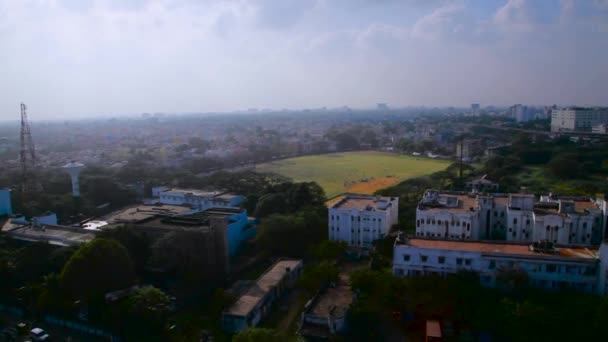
[{"left": 255, "top": 151, "right": 450, "bottom": 198}]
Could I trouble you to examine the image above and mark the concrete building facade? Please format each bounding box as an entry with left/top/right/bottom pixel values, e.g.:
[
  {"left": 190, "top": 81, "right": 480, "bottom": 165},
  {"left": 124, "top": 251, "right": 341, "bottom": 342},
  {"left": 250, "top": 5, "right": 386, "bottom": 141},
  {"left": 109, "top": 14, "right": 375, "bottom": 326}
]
[
  {"left": 328, "top": 194, "right": 399, "bottom": 248},
  {"left": 551, "top": 107, "right": 608, "bottom": 133},
  {"left": 393, "top": 235, "right": 605, "bottom": 294},
  {"left": 415, "top": 190, "right": 605, "bottom": 245}
]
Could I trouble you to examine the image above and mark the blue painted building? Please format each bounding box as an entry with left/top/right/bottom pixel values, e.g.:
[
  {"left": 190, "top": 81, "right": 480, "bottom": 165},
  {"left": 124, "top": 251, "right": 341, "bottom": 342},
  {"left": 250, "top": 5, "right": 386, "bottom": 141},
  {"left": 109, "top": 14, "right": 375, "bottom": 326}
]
[
  {"left": 185, "top": 207, "right": 257, "bottom": 256},
  {"left": 0, "top": 189, "right": 12, "bottom": 216}
]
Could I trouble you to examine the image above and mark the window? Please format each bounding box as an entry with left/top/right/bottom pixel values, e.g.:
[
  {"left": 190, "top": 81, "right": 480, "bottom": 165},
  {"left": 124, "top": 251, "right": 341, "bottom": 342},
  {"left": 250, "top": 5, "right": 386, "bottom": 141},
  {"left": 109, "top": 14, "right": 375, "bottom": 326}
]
[
  {"left": 438, "top": 256, "right": 445, "bottom": 264},
  {"left": 432, "top": 220, "right": 436, "bottom": 225},
  {"left": 526, "top": 219, "right": 530, "bottom": 225},
  {"left": 417, "top": 220, "right": 420, "bottom": 227},
  {"left": 489, "top": 260, "right": 496, "bottom": 269},
  {"left": 583, "top": 222, "right": 587, "bottom": 229},
  {"left": 501, "top": 212, "right": 505, "bottom": 217},
  {"left": 456, "top": 258, "right": 463, "bottom": 265},
  {"left": 420, "top": 255, "right": 428, "bottom": 262},
  {"left": 465, "top": 259, "right": 472, "bottom": 266},
  {"left": 513, "top": 218, "right": 518, "bottom": 224},
  {"left": 403, "top": 254, "right": 410, "bottom": 262},
  {"left": 546, "top": 264, "right": 557, "bottom": 273}
]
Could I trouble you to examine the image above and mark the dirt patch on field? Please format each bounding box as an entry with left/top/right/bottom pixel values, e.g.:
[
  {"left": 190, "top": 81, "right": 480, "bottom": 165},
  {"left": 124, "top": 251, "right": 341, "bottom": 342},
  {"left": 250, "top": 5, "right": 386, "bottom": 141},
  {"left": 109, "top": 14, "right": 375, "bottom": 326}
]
[{"left": 346, "top": 176, "right": 400, "bottom": 194}]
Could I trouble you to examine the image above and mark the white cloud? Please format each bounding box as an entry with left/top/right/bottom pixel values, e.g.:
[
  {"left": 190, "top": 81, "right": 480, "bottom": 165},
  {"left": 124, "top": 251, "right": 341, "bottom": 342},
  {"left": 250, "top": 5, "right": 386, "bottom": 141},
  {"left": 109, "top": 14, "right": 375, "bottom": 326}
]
[
  {"left": 494, "top": 0, "right": 535, "bottom": 32},
  {"left": 0, "top": 0, "right": 606, "bottom": 118},
  {"left": 411, "top": 3, "right": 466, "bottom": 40}
]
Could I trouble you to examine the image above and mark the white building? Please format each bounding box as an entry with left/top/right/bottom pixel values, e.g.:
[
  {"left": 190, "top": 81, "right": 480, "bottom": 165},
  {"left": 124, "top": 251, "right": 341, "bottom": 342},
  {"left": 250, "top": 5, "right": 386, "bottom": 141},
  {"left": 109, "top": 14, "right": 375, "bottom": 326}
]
[
  {"left": 393, "top": 235, "right": 605, "bottom": 294},
  {"left": 328, "top": 194, "right": 399, "bottom": 248},
  {"left": 551, "top": 107, "right": 608, "bottom": 133},
  {"left": 416, "top": 190, "right": 605, "bottom": 245},
  {"left": 152, "top": 187, "right": 243, "bottom": 211},
  {"left": 510, "top": 104, "right": 533, "bottom": 123}
]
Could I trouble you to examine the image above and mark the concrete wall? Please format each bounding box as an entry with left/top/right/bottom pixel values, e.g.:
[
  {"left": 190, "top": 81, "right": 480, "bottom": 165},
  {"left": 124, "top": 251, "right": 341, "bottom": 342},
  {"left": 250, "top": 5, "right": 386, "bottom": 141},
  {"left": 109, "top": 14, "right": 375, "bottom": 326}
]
[{"left": 0, "top": 189, "right": 12, "bottom": 216}]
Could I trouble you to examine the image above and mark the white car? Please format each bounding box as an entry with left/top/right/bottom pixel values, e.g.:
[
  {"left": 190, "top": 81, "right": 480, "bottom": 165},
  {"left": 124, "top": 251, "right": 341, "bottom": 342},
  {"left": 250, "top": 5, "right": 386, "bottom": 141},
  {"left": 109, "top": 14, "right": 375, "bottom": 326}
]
[{"left": 30, "top": 328, "right": 50, "bottom": 341}]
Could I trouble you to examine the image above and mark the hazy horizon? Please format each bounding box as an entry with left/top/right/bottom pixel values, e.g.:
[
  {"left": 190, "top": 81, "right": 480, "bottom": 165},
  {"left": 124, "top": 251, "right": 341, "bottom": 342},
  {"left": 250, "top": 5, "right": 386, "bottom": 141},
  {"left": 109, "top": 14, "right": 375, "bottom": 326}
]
[{"left": 1, "top": 0, "right": 607, "bottom": 119}]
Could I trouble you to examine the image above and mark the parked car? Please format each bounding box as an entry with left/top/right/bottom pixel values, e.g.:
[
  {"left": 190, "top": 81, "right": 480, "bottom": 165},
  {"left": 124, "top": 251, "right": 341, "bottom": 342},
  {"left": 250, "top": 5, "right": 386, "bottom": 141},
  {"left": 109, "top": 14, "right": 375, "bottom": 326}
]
[{"left": 29, "top": 328, "right": 50, "bottom": 341}]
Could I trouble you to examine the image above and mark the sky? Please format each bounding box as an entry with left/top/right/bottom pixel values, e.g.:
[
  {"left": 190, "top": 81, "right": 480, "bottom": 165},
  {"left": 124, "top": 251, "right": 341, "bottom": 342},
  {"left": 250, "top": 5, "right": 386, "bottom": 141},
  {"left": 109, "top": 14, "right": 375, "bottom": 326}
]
[{"left": 0, "top": 0, "right": 607, "bottom": 119}]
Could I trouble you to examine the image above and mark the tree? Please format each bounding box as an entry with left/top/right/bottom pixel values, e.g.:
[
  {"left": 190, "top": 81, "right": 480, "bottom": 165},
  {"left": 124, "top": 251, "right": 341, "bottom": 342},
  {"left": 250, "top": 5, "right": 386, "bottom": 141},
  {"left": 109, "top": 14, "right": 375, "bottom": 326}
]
[
  {"left": 548, "top": 153, "right": 582, "bottom": 179},
  {"left": 60, "top": 239, "right": 136, "bottom": 300},
  {"left": 495, "top": 266, "right": 529, "bottom": 291},
  {"left": 298, "top": 262, "right": 339, "bottom": 294},
  {"left": 122, "top": 286, "right": 171, "bottom": 342},
  {"left": 309, "top": 240, "right": 347, "bottom": 261},
  {"left": 256, "top": 209, "right": 326, "bottom": 257}
]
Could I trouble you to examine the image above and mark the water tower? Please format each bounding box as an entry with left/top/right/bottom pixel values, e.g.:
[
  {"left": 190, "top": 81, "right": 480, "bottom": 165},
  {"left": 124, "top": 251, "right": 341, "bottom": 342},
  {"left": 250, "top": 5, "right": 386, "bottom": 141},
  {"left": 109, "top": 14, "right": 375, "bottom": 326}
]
[{"left": 63, "top": 161, "right": 84, "bottom": 197}]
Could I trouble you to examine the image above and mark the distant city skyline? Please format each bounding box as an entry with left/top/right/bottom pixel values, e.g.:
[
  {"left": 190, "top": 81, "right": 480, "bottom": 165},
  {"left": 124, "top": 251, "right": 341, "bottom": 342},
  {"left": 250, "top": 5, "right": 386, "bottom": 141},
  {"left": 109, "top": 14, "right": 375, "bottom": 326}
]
[{"left": 1, "top": 0, "right": 607, "bottom": 119}]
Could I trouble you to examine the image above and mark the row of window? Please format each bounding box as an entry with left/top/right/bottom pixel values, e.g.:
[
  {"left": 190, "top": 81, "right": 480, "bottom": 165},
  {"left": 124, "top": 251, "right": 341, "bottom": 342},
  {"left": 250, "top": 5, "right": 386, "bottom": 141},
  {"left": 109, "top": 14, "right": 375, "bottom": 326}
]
[
  {"left": 401, "top": 254, "right": 473, "bottom": 266},
  {"left": 330, "top": 215, "right": 383, "bottom": 224},
  {"left": 330, "top": 227, "right": 383, "bottom": 234},
  {"left": 417, "top": 219, "right": 471, "bottom": 229},
  {"left": 415, "top": 232, "right": 471, "bottom": 239}
]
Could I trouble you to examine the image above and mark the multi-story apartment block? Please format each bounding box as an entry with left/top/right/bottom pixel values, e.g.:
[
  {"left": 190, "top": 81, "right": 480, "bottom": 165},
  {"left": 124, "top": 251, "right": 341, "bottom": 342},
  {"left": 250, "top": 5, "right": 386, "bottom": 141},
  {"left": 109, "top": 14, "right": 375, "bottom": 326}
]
[
  {"left": 551, "top": 107, "right": 608, "bottom": 133},
  {"left": 393, "top": 234, "right": 606, "bottom": 294},
  {"left": 416, "top": 190, "right": 605, "bottom": 245},
  {"left": 328, "top": 194, "right": 399, "bottom": 248}
]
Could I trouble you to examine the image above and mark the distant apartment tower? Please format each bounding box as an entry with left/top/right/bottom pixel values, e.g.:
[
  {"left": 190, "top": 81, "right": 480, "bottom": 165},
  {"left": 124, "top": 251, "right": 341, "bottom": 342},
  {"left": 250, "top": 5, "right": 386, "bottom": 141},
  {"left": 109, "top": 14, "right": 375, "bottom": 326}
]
[
  {"left": 456, "top": 139, "right": 485, "bottom": 162},
  {"left": 328, "top": 194, "right": 399, "bottom": 248},
  {"left": 470, "top": 103, "right": 480, "bottom": 116},
  {"left": 377, "top": 103, "right": 389, "bottom": 111},
  {"left": 551, "top": 107, "right": 608, "bottom": 133},
  {"left": 510, "top": 104, "right": 533, "bottom": 122}
]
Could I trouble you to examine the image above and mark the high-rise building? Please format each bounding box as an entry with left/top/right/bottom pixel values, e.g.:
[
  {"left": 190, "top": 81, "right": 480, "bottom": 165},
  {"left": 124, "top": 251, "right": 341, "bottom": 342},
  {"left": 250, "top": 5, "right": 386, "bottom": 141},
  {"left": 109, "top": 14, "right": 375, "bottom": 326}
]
[
  {"left": 551, "top": 107, "right": 608, "bottom": 133},
  {"left": 510, "top": 104, "right": 533, "bottom": 122},
  {"left": 470, "top": 103, "right": 480, "bottom": 116}
]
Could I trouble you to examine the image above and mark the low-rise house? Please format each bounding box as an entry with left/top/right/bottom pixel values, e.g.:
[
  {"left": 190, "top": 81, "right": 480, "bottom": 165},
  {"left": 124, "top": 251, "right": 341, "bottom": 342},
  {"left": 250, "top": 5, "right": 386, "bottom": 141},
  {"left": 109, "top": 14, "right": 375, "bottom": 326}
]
[
  {"left": 222, "top": 259, "right": 303, "bottom": 333},
  {"left": 298, "top": 276, "right": 353, "bottom": 340}
]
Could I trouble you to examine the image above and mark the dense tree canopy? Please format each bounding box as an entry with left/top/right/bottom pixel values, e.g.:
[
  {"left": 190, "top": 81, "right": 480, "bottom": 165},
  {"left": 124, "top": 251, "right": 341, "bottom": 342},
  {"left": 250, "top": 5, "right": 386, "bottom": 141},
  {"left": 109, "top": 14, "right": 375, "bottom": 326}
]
[
  {"left": 256, "top": 208, "right": 326, "bottom": 257},
  {"left": 60, "top": 238, "right": 136, "bottom": 299}
]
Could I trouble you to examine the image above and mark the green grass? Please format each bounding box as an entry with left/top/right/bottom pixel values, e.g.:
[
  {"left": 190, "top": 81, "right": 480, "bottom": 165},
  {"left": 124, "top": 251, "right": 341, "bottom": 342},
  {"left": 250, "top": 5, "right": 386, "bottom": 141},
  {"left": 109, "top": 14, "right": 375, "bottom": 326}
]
[{"left": 255, "top": 151, "right": 450, "bottom": 198}]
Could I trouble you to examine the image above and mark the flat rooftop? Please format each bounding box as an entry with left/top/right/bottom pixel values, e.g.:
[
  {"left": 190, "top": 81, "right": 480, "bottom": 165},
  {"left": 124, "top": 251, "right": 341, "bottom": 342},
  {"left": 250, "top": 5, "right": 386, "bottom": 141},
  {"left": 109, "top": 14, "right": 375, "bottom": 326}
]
[
  {"left": 225, "top": 259, "right": 302, "bottom": 317},
  {"left": 332, "top": 194, "right": 394, "bottom": 211},
  {"left": 8, "top": 225, "right": 95, "bottom": 246},
  {"left": 104, "top": 204, "right": 192, "bottom": 224},
  {"left": 402, "top": 238, "right": 598, "bottom": 260},
  {"left": 162, "top": 188, "right": 240, "bottom": 200},
  {"left": 308, "top": 276, "right": 353, "bottom": 318},
  {"left": 420, "top": 193, "right": 478, "bottom": 214}
]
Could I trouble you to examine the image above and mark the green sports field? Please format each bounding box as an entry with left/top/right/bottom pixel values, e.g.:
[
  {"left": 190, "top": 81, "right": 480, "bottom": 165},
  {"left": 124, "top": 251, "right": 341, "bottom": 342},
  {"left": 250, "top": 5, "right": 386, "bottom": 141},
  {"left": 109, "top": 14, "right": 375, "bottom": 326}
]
[{"left": 255, "top": 151, "right": 450, "bottom": 198}]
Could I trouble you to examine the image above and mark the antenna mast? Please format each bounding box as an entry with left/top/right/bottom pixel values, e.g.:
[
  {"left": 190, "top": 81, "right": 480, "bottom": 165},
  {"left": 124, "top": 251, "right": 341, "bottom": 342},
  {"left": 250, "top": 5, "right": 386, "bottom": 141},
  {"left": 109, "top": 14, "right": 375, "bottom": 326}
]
[{"left": 20, "top": 102, "right": 38, "bottom": 194}]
